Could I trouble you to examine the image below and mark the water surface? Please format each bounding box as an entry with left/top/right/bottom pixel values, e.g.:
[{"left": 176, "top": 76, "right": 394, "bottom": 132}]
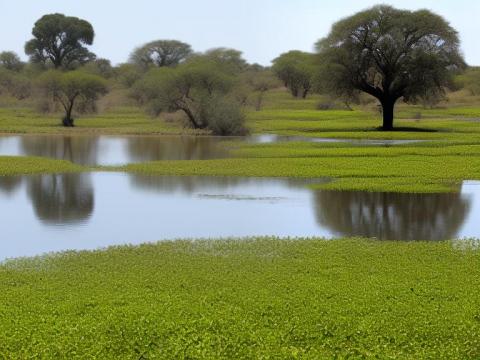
[
  {"left": 0, "top": 134, "right": 422, "bottom": 166},
  {"left": 0, "top": 135, "right": 231, "bottom": 165},
  {"left": 0, "top": 173, "right": 478, "bottom": 260}
]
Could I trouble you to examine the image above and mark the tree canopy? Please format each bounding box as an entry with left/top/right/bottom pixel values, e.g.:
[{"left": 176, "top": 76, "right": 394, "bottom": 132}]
[
  {"left": 0, "top": 51, "right": 24, "bottom": 72},
  {"left": 316, "top": 5, "right": 464, "bottom": 130},
  {"left": 272, "top": 51, "right": 315, "bottom": 98},
  {"left": 130, "top": 40, "right": 193, "bottom": 70},
  {"left": 25, "top": 13, "right": 96, "bottom": 69},
  {"left": 38, "top": 70, "right": 108, "bottom": 127},
  {"left": 131, "top": 53, "right": 246, "bottom": 135}
]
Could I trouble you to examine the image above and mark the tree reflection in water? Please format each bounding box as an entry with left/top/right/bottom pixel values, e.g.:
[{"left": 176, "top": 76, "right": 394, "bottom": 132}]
[
  {"left": 27, "top": 173, "right": 94, "bottom": 224},
  {"left": 128, "top": 174, "right": 315, "bottom": 195},
  {"left": 314, "top": 190, "right": 472, "bottom": 240},
  {"left": 0, "top": 176, "right": 23, "bottom": 195},
  {"left": 20, "top": 136, "right": 100, "bottom": 165},
  {"left": 127, "top": 136, "right": 230, "bottom": 162}
]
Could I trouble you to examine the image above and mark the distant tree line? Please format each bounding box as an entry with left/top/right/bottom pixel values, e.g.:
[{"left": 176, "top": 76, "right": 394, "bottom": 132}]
[{"left": 0, "top": 5, "right": 473, "bottom": 131}]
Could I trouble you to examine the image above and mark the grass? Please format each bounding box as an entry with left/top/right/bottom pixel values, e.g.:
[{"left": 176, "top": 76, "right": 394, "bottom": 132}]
[
  {"left": 120, "top": 150, "right": 480, "bottom": 193},
  {"left": 1, "top": 238, "right": 479, "bottom": 359},
  {"left": 0, "top": 156, "right": 85, "bottom": 176},
  {"left": 0, "top": 107, "right": 205, "bottom": 136}
]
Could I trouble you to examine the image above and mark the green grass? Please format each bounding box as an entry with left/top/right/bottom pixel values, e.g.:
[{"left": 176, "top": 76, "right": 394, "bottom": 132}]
[
  {"left": 1, "top": 238, "right": 479, "bottom": 359},
  {"left": 0, "top": 107, "right": 205, "bottom": 135},
  {"left": 0, "top": 156, "right": 85, "bottom": 176},
  {"left": 120, "top": 149, "right": 480, "bottom": 193}
]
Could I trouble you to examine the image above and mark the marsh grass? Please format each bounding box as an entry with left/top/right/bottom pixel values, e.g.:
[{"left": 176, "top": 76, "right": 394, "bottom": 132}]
[
  {"left": 0, "top": 107, "right": 206, "bottom": 135},
  {"left": 0, "top": 238, "right": 479, "bottom": 359},
  {"left": 0, "top": 156, "right": 85, "bottom": 176}
]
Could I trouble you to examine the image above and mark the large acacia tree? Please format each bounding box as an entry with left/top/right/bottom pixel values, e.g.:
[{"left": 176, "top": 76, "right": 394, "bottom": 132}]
[
  {"left": 25, "top": 14, "right": 95, "bottom": 69},
  {"left": 316, "top": 5, "right": 464, "bottom": 130},
  {"left": 130, "top": 40, "right": 193, "bottom": 70}
]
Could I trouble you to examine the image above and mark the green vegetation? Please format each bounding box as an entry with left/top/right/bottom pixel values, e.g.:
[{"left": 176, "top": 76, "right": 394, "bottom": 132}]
[
  {"left": 120, "top": 153, "right": 479, "bottom": 193},
  {"left": 38, "top": 70, "right": 108, "bottom": 127},
  {"left": 2, "top": 90, "right": 480, "bottom": 192},
  {"left": 1, "top": 238, "right": 479, "bottom": 359},
  {"left": 316, "top": 5, "right": 464, "bottom": 130},
  {"left": 25, "top": 13, "right": 95, "bottom": 69},
  {"left": 0, "top": 107, "right": 204, "bottom": 135},
  {"left": 272, "top": 50, "right": 315, "bottom": 98},
  {"left": 110, "top": 89, "right": 480, "bottom": 193},
  {"left": 0, "top": 156, "right": 84, "bottom": 176},
  {"left": 0, "top": 5, "right": 479, "bottom": 359},
  {"left": 131, "top": 48, "right": 248, "bottom": 135},
  {"left": 129, "top": 39, "right": 193, "bottom": 69}
]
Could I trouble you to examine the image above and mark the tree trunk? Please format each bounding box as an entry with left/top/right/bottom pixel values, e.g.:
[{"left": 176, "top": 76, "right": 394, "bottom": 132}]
[
  {"left": 181, "top": 107, "right": 203, "bottom": 129},
  {"left": 290, "top": 86, "right": 299, "bottom": 98},
  {"left": 255, "top": 92, "right": 264, "bottom": 111},
  {"left": 62, "top": 102, "right": 75, "bottom": 127},
  {"left": 381, "top": 99, "right": 395, "bottom": 131}
]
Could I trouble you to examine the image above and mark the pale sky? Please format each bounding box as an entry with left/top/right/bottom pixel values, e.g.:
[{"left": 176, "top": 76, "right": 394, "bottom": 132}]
[{"left": 1, "top": 0, "right": 479, "bottom": 66}]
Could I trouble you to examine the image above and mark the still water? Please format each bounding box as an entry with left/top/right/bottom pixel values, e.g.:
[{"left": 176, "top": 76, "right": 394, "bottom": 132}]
[
  {"left": 0, "top": 135, "right": 421, "bottom": 166},
  {"left": 0, "top": 173, "right": 478, "bottom": 260},
  {"left": 0, "top": 135, "right": 231, "bottom": 165}
]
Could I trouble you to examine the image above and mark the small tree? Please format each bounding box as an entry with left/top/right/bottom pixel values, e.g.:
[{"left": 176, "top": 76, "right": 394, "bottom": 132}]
[
  {"left": 316, "top": 5, "right": 464, "bottom": 130},
  {"left": 0, "top": 51, "right": 24, "bottom": 72},
  {"left": 25, "top": 14, "right": 96, "bottom": 69},
  {"left": 272, "top": 51, "right": 315, "bottom": 98},
  {"left": 243, "top": 69, "right": 280, "bottom": 110},
  {"left": 81, "top": 58, "right": 114, "bottom": 79},
  {"left": 130, "top": 40, "right": 192, "bottom": 70},
  {"left": 114, "top": 63, "right": 144, "bottom": 88},
  {"left": 38, "top": 71, "right": 107, "bottom": 127}
]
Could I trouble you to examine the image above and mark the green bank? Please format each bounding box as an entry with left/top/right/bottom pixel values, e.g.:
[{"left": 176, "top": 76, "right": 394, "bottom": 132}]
[{"left": 1, "top": 238, "right": 479, "bottom": 359}]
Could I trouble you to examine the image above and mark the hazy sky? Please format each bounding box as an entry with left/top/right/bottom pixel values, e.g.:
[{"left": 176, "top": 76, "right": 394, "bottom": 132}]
[{"left": 1, "top": 0, "right": 479, "bottom": 65}]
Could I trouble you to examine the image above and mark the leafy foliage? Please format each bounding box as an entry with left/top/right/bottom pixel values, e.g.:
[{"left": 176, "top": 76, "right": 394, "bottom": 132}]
[
  {"left": 0, "top": 68, "right": 31, "bottom": 100},
  {"left": 129, "top": 40, "right": 193, "bottom": 70},
  {"left": 25, "top": 13, "right": 96, "bottom": 69},
  {"left": 272, "top": 51, "right": 315, "bottom": 98},
  {"left": 458, "top": 67, "right": 480, "bottom": 95},
  {"left": 0, "top": 51, "right": 24, "bottom": 72},
  {"left": 316, "top": 5, "right": 465, "bottom": 129},
  {"left": 81, "top": 58, "right": 114, "bottom": 79},
  {"left": 38, "top": 71, "right": 108, "bottom": 126},
  {"left": 132, "top": 52, "right": 247, "bottom": 135}
]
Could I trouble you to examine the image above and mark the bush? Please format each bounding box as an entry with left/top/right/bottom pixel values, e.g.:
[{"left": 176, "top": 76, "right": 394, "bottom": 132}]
[
  {"left": 0, "top": 68, "right": 32, "bottom": 100},
  {"left": 200, "top": 96, "right": 247, "bottom": 135}
]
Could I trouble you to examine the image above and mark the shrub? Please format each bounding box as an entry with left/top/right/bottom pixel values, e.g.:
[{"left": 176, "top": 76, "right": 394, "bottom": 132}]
[{"left": 200, "top": 96, "right": 247, "bottom": 136}]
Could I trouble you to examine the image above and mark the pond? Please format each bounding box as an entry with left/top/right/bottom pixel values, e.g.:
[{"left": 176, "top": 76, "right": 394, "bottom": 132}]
[
  {"left": 0, "top": 173, "right": 478, "bottom": 260},
  {"left": 0, "top": 135, "right": 422, "bottom": 166}
]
